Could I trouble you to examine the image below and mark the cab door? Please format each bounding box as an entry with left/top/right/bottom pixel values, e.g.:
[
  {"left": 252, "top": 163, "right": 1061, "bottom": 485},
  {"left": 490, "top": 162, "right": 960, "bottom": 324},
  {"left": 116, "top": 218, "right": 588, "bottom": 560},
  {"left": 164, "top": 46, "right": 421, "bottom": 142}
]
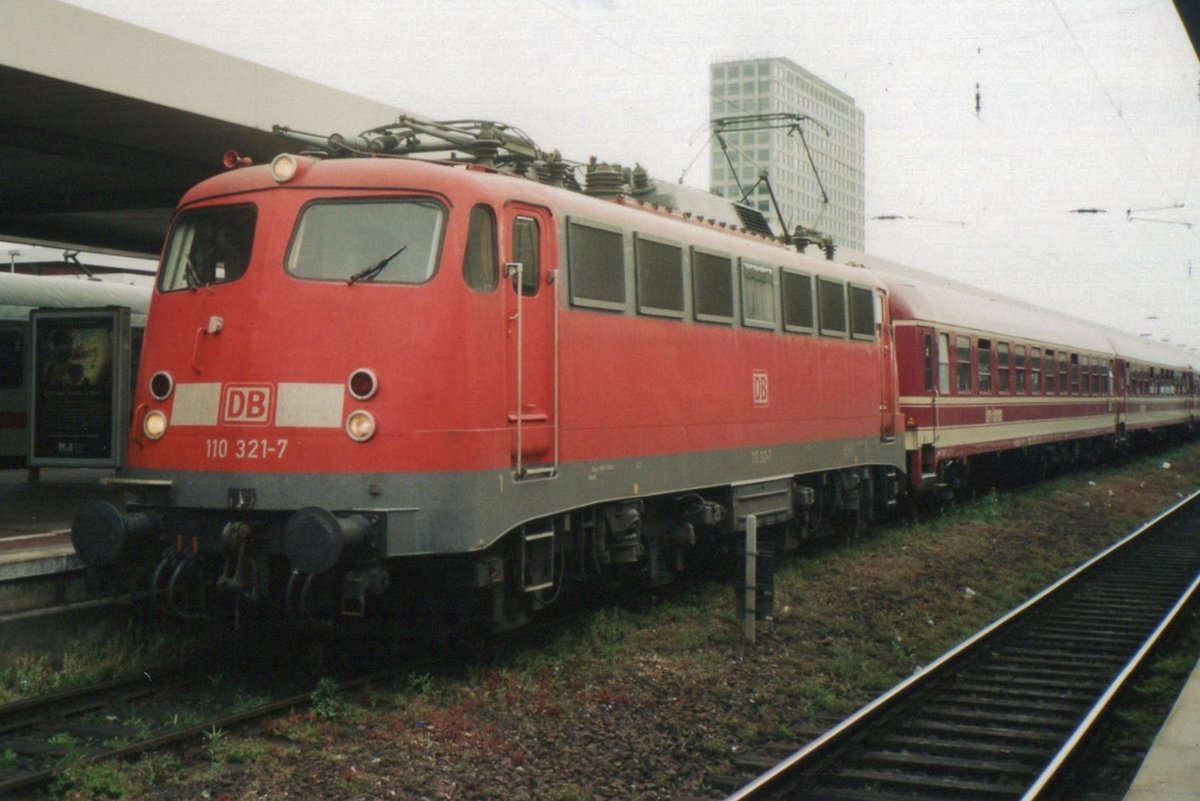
[{"left": 503, "top": 203, "right": 557, "bottom": 477}]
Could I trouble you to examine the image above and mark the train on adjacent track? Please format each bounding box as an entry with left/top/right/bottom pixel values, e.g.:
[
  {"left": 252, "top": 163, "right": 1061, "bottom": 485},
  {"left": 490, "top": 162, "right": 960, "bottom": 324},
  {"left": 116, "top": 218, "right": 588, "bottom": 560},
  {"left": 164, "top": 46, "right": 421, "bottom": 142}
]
[
  {"left": 70, "top": 117, "right": 1198, "bottom": 633},
  {"left": 0, "top": 272, "right": 149, "bottom": 468}
]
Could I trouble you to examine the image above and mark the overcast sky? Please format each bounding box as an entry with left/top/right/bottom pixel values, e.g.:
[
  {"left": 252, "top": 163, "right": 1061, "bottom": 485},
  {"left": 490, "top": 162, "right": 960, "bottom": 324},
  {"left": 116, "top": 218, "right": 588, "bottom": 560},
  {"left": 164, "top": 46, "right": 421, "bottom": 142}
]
[{"left": 59, "top": 0, "right": 1200, "bottom": 352}]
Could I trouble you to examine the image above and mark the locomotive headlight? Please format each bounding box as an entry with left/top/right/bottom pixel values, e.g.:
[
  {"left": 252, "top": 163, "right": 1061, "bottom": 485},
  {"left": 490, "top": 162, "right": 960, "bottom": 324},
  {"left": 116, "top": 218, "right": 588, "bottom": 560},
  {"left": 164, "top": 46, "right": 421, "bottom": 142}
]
[
  {"left": 345, "top": 410, "right": 376, "bottom": 442},
  {"left": 143, "top": 410, "right": 168, "bottom": 441},
  {"left": 348, "top": 368, "right": 378, "bottom": 400},
  {"left": 270, "top": 153, "right": 301, "bottom": 183}
]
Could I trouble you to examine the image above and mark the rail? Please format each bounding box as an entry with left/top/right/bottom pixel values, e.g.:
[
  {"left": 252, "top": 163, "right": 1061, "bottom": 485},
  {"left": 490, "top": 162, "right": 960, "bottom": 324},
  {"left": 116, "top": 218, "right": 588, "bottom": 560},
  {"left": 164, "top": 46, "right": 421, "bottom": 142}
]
[{"left": 725, "top": 488, "right": 1200, "bottom": 801}]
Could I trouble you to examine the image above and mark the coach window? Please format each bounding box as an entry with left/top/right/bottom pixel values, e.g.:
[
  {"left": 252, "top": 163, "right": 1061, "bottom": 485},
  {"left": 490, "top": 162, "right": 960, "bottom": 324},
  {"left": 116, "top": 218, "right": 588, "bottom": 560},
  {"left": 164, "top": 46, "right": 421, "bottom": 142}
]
[
  {"left": 567, "top": 219, "right": 624, "bottom": 309},
  {"left": 781, "top": 270, "right": 815, "bottom": 334},
  {"left": 938, "top": 333, "right": 951, "bottom": 393},
  {"left": 817, "top": 278, "right": 847, "bottom": 337},
  {"left": 635, "top": 236, "right": 684, "bottom": 317},
  {"left": 956, "top": 335, "right": 971, "bottom": 393},
  {"left": 848, "top": 285, "right": 875, "bottom": 341},
  {"left": 693, "top": 250, "right": 734, "bottom": 324},
  {"left": 741, "top": 261, "right": 776, "bottom": 328},
  {"left": 923, "top": 333, "right": 934, "bottom": 391},
  {"left": 1058, "top": 352, "right": 1069, "bottom": 394},
  {"left": 0, "top": 331, "right": 21, "bottom": 390},
  {"left": 1044, "top": 349, "right": 1056, "bottom": 393},
  {"left": 977, "top": 338, "right": 992, "bottom": 393},
  {"left": 1014, "top": 345, "right": 1027, "bottom": 393},
  {"left": 462, "top": 205, "right": 498, "bottom": 292},
  {"left": 1031, "top": 347, "right": 1042, "bottom": 393},
  {"left": 997, "top": 342, "right": 1010, "bottom": 392}
]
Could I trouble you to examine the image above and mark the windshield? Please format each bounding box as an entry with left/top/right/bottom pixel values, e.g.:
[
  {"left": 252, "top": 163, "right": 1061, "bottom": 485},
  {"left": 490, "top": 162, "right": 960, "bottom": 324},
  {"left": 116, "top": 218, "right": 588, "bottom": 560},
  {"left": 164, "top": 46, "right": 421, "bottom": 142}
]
[
  {"left": 286, "top": 199, "right": 445, "bottom": 284},
  {"left": 159, "top": 204, "right": 256, "bottom": 292}
]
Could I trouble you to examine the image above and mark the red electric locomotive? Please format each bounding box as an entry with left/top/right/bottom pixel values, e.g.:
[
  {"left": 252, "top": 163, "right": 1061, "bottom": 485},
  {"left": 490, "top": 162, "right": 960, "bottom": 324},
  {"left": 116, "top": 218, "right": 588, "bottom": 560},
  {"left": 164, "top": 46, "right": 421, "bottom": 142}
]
[{"left": 71, "top": 119, "right": 906, "bottom": 631}]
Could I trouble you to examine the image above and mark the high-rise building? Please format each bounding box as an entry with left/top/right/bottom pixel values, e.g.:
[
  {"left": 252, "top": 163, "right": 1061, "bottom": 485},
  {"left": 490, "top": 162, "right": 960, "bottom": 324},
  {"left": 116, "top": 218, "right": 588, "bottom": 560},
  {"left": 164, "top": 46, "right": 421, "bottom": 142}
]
[{"left": 709, "top": 57, "right": 865, "bottom": 250}]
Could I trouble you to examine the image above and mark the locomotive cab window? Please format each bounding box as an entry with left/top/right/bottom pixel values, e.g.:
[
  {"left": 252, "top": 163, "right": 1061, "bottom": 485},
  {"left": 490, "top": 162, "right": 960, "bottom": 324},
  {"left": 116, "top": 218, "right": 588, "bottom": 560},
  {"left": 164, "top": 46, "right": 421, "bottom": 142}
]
[
  {"left": 567, "top": 219, "right": 624, "bottom": 310},
  {"left": 693, "top": 250, "right": 734, "bottom": 324},
  {"left": 635, "top": 235, "right": 684, "bottom": 318},
  {"left": 160, "top": 204, "right": 256, "bottom": 292},
  {"left": 286, "top": 198, "right": 445, "bottom": 284},
  {"left": 741, "top": 261, "right": 776, "bottom": 329},
  {"left": 462, "top": 204, "right": 498, "bottom": 292}
]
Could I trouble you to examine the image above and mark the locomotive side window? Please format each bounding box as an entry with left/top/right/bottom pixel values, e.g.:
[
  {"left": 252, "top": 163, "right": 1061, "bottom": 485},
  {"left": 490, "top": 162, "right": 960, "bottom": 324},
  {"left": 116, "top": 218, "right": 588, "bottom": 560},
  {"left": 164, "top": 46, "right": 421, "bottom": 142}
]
[
  {"left": 462, "top": 204, "right": 498, "bottom": 292},
  {"left": 741, "top": 261, "right": 776, "bottom": 329},
  {"left": 1014, "top": 345, "right": 1027, "bottom": 393},
  {"left": 955, "top": 335, "right": 971, "bottom": 393},
  {"left": 938, "top": 333, "right": 951, "bottom": 393},
  {"left": 567, "top": 220, "right": 624, "bottom": 309},
  {"left": 977, "top": 338, "right": 992, "bottom": 392},
  {"left": 781, "top": 270, "right": 815, "bottom": 333},
  {"left": 847, "top": 284, "right": 875, "bottom": 341},
  {"left": 997, "top": 342, "right": 1010, "bottom": 392},
  {"left": 817, "top": 278, "right": 846, "bottom": 337},
  {"left": 286, "top": 199, "right": 445, "bottom": 284},
  {"left": 160, "top": 204, "right": 256, "bottom": 291},
  {"left": 693, "top": 250, "right": 734, "bottom": 324},
  {"left": 634, "top": 236, "right": 684, "bottom": 317},
  {"left": 512, "top": 216, "right": 541, "bottom": 297}
]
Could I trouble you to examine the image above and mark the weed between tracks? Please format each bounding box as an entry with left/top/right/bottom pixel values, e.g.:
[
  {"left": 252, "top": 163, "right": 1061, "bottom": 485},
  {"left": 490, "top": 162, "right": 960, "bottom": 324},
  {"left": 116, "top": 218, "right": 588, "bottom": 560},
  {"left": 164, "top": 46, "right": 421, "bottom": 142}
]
[{"left": 22, "top": 443, "right": 1200, "bottom": 801}]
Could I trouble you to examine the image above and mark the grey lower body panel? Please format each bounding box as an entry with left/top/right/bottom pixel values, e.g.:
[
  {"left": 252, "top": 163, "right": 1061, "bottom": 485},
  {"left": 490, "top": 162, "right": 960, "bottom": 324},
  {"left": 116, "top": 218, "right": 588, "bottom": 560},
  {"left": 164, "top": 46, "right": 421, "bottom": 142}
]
[{"left": 119, "top": 434, "right": 904, "bottom": 558}]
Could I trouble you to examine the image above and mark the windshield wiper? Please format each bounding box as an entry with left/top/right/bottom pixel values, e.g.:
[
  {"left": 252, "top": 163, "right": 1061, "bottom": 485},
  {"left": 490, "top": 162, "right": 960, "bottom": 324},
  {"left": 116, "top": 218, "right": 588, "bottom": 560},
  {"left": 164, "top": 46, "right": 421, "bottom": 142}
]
[{"left": 347, "top": 244, "right": 407, "bottom": 285}]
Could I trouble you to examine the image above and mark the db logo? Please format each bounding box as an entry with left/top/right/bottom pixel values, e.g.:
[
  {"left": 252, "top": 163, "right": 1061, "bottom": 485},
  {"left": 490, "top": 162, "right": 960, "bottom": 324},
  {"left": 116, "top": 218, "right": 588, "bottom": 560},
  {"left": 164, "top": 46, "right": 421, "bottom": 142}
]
[
  {"left": 221, "top": 384, "right": 273, "bottom": 425},
  {"left": 752, "top": 371, "right": 769, "bottom": 406}
]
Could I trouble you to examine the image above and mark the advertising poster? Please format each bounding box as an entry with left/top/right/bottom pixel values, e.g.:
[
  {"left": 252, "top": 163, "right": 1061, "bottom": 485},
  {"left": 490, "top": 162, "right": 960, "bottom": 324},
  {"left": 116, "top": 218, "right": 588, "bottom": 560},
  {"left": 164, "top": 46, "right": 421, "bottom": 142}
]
[{"left": 29, "top": 307, "right": 131, "bottom": 466}]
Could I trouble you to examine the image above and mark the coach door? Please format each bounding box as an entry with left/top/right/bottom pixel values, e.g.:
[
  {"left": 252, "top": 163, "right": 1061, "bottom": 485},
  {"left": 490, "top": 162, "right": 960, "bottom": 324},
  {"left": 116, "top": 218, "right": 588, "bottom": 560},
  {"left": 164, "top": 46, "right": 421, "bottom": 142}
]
[{"left": 504, "top": 204, "right": 557, "bottom": 478}]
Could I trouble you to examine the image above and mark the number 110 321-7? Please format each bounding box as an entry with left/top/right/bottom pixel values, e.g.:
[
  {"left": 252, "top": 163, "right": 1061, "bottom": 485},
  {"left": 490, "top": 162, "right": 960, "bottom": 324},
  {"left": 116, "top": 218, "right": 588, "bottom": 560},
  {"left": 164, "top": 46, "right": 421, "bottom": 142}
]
[{"left": 205, "top": 438, "right": 289, "bottom": 459}]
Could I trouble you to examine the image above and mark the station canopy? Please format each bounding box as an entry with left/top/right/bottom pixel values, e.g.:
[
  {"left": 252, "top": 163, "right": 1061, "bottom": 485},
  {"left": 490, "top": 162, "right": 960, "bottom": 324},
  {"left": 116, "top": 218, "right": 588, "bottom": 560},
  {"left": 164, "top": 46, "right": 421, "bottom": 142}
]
[{"left": 1, "top": 0, "right": 406, "bottom": 257}]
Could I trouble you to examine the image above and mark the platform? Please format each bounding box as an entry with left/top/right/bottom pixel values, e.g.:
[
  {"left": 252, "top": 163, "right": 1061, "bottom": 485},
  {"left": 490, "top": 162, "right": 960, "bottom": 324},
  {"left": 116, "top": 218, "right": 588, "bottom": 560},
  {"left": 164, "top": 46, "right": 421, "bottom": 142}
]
[
  {"left": 0, "top": 467, "right": 123, "bottom": 615},
  {"left": 1123, "top": 656, "right": 1200, "bottom": 800}
]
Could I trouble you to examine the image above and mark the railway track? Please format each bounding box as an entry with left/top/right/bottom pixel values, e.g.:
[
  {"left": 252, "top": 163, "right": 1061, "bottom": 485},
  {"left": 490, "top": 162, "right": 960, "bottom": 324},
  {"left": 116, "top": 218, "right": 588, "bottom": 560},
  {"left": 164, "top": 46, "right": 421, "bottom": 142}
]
[
  {"left": 723, "top": 489, "right": 1200, "bottom": 801},
  {"left": 0, "top": 643, "right": 390, "bottom": 796}
]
